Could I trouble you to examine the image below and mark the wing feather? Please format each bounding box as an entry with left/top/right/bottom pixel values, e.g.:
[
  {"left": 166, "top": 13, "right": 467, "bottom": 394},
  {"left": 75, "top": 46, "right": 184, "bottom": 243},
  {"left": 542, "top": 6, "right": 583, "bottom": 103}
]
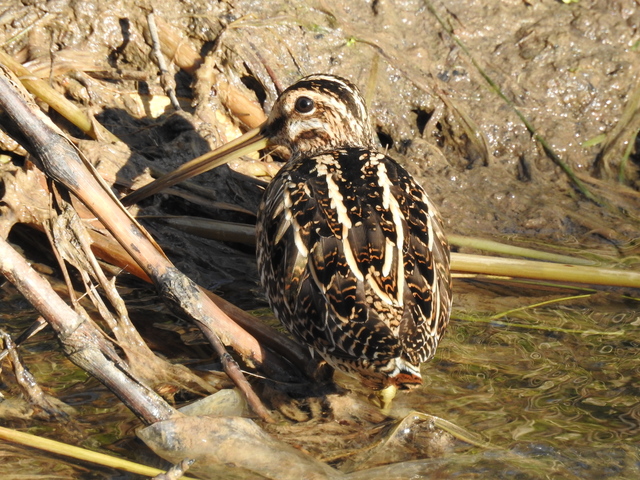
[{"left": 257, "top": 147, "right": 451, "bottom": 373}]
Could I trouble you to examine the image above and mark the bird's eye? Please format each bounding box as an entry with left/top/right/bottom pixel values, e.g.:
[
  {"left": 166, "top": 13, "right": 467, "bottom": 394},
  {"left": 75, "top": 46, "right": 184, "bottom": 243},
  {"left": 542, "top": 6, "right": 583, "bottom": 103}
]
[{"left": 294, "top": 96, "right": 315, "bottom": 114}]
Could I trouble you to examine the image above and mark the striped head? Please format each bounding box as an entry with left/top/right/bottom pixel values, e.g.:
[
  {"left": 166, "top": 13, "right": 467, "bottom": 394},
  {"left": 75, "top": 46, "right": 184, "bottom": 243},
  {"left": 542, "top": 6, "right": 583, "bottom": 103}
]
[{"left": 261, "top": 74, "right": 376, "bottom": 158}]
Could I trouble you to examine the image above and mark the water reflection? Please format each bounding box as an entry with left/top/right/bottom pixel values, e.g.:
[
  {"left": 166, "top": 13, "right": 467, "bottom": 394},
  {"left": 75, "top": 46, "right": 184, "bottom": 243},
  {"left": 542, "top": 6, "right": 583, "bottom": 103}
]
[
  {"left": 2, "top": 274, "right": 639, "bottom": 478},
  {"left": 407, "top": 279, "right": 640, "bottom": 476}
]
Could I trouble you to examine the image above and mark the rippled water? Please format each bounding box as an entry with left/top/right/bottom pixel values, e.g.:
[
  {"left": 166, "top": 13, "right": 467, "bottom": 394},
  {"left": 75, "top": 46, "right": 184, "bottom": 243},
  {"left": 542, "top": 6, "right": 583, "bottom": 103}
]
[
  {"left": 0, "top": 285, "right": 144, "bottom": 479},
  {"left": 400, "top": 280, "right": 640, "bottom": 478},
  {"left": 1, "top": 276, "right": 639, "bottom": 478}
]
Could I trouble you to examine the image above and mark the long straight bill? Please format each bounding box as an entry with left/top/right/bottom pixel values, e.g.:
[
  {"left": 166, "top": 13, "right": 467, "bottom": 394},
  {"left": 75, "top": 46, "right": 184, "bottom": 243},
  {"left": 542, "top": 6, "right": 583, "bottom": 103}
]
[{"left": 121, "top": 126, "right": 268, "bottom": 206}]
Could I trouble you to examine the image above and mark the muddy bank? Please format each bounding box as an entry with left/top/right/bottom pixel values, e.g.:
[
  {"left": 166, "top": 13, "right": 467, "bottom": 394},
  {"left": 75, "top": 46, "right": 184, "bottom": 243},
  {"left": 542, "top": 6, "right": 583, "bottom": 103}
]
[{"left": 3, "top": 0, "right": 638, "bottom": 249}]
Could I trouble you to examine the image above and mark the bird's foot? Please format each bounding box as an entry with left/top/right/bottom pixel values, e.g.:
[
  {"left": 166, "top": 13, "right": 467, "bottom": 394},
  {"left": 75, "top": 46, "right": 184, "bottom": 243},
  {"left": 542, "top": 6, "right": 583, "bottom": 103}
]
[{"left": 372, "top": 384, "right": 398, "bottom": 412}]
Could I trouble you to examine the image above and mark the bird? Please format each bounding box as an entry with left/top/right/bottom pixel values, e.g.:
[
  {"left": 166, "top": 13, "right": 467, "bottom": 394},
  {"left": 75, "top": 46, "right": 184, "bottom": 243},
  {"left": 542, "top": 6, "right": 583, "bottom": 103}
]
[
  {"left": 121, "top": 74, "right": 452, "bottom": 407},
  {"left": 254, "top": 74, "right": 452, "bottom": 407}
]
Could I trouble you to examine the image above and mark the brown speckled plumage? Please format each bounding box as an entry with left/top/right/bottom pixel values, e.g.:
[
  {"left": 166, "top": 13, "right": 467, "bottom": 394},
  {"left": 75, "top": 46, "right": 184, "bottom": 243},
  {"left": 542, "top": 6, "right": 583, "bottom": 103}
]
[{"left": 256, "top": 74, "right": 452, "bottom": 390}]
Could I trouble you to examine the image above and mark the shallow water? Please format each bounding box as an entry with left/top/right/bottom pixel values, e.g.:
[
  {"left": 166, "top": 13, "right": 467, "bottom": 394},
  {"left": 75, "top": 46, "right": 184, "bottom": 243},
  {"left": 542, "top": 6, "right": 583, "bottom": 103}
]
[
  {"left": 403, "top": 280, "right": 640, "bottom": 477},
  {"left": 2, "top": 276, "right": 638, "bottom": 478},
  {"left": 0, "top": 285, "right": 145, "bottom": 479}
]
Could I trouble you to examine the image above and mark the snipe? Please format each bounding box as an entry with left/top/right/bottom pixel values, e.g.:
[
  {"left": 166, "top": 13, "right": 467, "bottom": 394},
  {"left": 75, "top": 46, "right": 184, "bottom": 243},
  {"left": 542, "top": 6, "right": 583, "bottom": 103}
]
[{"left": 123, "top": 74, "right": 452, "bottom": 407}]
